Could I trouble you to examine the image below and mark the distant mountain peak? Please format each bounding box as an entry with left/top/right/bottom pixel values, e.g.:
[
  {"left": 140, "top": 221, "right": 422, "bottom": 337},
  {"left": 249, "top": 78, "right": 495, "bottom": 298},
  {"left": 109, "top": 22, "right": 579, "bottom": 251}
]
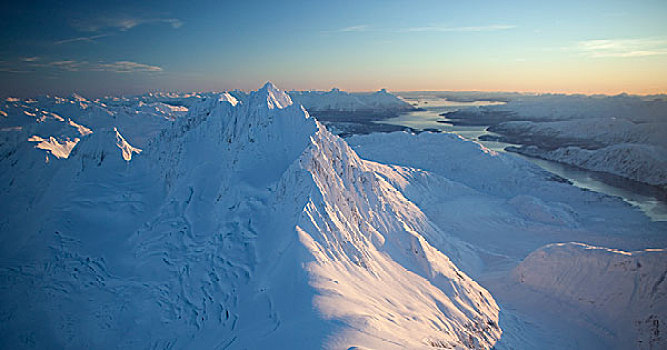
[
  {"left": 289, "top": 87, "right": 415, "bottom": 113},
  {"left": 260, "top": 81, "right": 279, "bottom": 91},
  {"left": 251, "top": 82, "right": 293, "bottom": 109}
]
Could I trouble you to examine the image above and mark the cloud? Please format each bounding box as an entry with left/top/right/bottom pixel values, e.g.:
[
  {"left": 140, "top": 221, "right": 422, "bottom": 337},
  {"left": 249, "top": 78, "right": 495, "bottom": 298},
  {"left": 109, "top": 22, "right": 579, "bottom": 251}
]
[
  {"left": 71, "top": 16, "right": 184, "bottom": 32},
  {"left": 48, "top": 60, "right": 85, "bottom": 71},
  {"left": 403, "top": 24, "right": 516, "bottom": 32},
  {"left": 56, "top": 15, "right": 183, "bottom": 45},
  {"left": 0, "top": 59, "right": 163, "bottom": 74},
  {"left": 0, "top": 67, "right": 33, "bottom": 73},
  {"left": 327, "top": 24, "right": 514, "bottom": 34},
  {"left": 337, "top": 25, "right": 370, "bottom": 32},
  {"left": 55, "top": 33, "right": 113, "bottom": 45},
  {"left": 0, "top": 59, "right": 36, "bottom": 73},
  {"left": 162, "top": 18, "right": 184, "bottom": 29},
  {"left": 93, "top": 61, "right": 163, "bottom": 73},
  {"left": 575, "top": 39, "right": 667, "bottom": 58},
  {"left": 47, "top": 60, "right": 162, "bottom": 73}
]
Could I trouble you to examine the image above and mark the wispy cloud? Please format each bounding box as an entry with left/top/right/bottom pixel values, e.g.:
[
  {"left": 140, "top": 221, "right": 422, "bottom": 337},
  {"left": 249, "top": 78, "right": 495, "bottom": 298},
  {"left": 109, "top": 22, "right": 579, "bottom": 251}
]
[
  {"left": 55, "top": 33, "right": 113, "bottom": 45},
  {"left": 0, "top": 67, "right": 33, "bottom": 73},
  {"left": 337, "top": 24, "right": 370, "bottom": 32},
  {"left": 575, "top": 39, "right": 667, "bottom": 58},
  {"left": 93, "top": 61, "right": 163, "bottom": 73},
  {"left": 162, "top": 19, "right": 184, "bottom": 29},
  {"left": 403, "top": 24, "right": 516, "bottom": 32},
  {"left": 48, "top": 60, "right": 85, "bottom": 71},
  {"left": 0, "top": 60, "right": 35, "bottom": 73},
  {"left": 56, "top": 15, "right": 183, "bottom": 45},
  {"left": 327, "top": 24, "right": 515, "bottom": 34},
  {"left": 0, "top": 59, "right": 163, "bottom": 74},
  {"left": 48, "top": 60, "right": 163, "bottom": 73},
  {"left": 71, "top": 16, "right": 183, "bottom": 32}
]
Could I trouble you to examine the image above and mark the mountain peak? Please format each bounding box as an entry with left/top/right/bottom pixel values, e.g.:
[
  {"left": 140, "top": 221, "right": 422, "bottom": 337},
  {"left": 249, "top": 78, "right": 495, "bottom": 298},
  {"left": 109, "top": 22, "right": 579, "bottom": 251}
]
[
  {"left": 260, "top": 81, "right": 279, "bottom": 91},
  {"left": 251, "top": 82, "right": 293, "bottom": 109}
]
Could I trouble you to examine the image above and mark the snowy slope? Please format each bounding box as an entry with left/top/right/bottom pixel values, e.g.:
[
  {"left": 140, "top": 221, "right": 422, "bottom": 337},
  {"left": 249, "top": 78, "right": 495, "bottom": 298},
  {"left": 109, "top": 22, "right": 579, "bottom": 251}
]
[
  {"left": 514, "top": 243, "right": 667, "bottom": 349},
  {"left": 346, "top": 130, "right": 666, "bottom": 255},
  {"left": 346, "top": 129, "right": 667, "bottom": 348},
  {"left": 268, "top": 123, "right": 500, "bottom": 349},
  {"left": 347, "top": 131, "right": 572, "bottom": 199},
  {"left": 0, "top": 83, "right": 500, "bottom": 349},
  {"left": 290, "top": 88, "right": 415, "bottom": 112}
]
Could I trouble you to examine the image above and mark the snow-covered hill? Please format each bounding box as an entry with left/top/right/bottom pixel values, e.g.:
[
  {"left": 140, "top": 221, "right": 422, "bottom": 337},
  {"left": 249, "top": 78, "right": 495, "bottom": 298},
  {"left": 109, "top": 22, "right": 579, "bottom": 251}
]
[
  {"left": 347, "top": 131, "right": 570, "bottom": 199},
  {"left": 514, "top": 243, "right": 667, "bottom": 349},
  {"left": 0, "top": 83, "right": 499, "bottom": 349}
]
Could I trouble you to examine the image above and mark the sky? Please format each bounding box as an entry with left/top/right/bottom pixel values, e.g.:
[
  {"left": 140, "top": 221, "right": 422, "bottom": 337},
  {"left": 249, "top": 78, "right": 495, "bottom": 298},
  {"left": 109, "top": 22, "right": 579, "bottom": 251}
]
[{"left": 1, "top": 0, "right": 666, "bottom": 96}]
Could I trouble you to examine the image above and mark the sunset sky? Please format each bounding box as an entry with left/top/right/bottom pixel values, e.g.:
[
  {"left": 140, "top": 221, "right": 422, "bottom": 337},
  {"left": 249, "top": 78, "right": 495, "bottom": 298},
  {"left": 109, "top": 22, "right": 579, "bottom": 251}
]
[{"left": 1, "top": 0, "right": 666, "bottom": 96}]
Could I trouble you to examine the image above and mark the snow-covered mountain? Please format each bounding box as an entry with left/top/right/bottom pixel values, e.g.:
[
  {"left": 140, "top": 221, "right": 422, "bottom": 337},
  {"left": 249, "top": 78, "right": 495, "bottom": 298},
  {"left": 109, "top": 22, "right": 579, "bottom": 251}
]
[
  {"left": 0, "top": 83, "right": 499, "bottom": 349},
  {"left": 475, "top": 93, "right": 667, "bottom": 123},
  {"left": 489, "top": 118, "right": 667, "bottom": 187},
  {"left": 490, "top": 118, "right": 667, "bottom": 149},
  {"left": 447, "top": 93, "right": 667, "bottom": 187},
  {"left": 509, "top": 143, "right": 667, "bottom": 187},
  {"left": 289, "top": 88, "right": 416, "bottom": 112}
]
